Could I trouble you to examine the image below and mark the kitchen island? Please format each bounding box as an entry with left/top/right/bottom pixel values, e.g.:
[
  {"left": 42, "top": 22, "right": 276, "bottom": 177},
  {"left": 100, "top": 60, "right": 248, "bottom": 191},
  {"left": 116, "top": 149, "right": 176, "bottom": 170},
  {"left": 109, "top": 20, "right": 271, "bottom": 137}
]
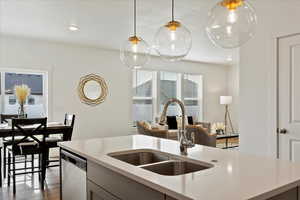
[{"left": 58, "top": 135, "right": 300, "bottom": 200}]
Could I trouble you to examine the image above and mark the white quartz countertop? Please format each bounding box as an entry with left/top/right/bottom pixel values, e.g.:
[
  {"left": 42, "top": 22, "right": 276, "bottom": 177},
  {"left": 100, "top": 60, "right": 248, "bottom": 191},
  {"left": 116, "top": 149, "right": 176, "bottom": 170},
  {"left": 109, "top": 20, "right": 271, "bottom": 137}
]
[{"left": 58, "top": 135, "right": 300, "bottom": 200}]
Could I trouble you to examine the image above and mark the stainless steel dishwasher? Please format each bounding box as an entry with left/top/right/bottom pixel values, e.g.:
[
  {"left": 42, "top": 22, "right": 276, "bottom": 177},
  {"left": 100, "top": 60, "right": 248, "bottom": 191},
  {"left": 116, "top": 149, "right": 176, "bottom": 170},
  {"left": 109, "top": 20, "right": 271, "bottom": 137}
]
[{"left": 61, "top": 149, "right": 87, "bottom": 200}]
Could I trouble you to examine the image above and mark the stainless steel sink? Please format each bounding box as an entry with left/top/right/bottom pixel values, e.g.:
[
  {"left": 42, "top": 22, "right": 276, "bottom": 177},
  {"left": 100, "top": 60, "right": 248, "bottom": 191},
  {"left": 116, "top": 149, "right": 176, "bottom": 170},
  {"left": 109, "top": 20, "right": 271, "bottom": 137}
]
[
  {"left": 141, "top": 160, "right": 210, "bottom": 176},
  {"left": 108, "top": 149, "right": 213, "bottom": 176},
  {"left": 108, "top": 150, "right": 169, "bottom": 166}
]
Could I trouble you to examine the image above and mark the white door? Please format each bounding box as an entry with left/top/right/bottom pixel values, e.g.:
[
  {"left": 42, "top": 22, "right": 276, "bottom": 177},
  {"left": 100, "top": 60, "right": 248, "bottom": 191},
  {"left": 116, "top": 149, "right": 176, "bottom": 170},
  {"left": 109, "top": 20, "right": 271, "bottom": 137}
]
[{"left": 278, "top": 33, "right": 300, "bottom": 162}]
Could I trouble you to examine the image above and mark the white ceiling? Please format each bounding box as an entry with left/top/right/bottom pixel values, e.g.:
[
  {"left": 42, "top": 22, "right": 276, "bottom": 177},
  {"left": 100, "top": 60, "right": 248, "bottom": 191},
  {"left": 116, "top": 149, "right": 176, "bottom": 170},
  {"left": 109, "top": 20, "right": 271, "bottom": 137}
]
[{"left": 0, "top": 0, "right": 238, "bottom": 64}]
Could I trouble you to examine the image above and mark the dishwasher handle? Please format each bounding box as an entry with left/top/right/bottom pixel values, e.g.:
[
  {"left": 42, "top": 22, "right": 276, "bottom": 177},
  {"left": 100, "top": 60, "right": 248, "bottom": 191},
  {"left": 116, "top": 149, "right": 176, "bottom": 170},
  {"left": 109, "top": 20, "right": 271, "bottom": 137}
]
[{"left": 61, "top": 149, "right": 87, "bottom": 171}]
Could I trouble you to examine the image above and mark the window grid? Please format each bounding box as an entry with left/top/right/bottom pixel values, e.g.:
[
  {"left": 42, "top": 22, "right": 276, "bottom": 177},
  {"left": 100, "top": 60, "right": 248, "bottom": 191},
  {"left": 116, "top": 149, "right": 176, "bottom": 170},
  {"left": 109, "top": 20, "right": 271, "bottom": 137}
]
[
  {"left": 132, "top": 70, "right": 203, "bottom": 124},
  {"left": 132, "top": 69, "right": 155, "bottom": 125},
  {"left": 0, "top": 69, "right": 48, "bottom": 118}
]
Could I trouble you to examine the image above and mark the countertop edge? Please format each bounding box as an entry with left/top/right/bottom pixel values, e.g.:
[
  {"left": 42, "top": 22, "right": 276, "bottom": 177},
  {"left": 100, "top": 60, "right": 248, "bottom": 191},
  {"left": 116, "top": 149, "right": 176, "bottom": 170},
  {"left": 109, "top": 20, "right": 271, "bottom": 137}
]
[
  {"left": 248, "top": 181, "right": 300, "bottom": 200},
  {"left": 58, "top": 139, "right": 300, "bottom": 200},
  {"left": 58, "top": 144, "right": 193, "bottom": 200}
]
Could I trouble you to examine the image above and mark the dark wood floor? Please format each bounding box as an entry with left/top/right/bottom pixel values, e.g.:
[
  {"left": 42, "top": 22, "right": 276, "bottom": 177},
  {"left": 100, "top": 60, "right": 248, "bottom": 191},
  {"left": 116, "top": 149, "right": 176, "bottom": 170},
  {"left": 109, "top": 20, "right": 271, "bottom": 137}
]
[{"left": 0, "top": 167, "right": 60, "bottom": 200}]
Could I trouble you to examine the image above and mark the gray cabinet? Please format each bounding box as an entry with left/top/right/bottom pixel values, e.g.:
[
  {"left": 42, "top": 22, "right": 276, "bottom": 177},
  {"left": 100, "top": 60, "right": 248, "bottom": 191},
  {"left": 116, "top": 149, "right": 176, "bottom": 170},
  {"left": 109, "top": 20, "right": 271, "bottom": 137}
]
[
  {"left": 165, "top": 196, "right": 178, "bottom": 200},
  {"left": 87, "top": 161, "right": 165, "bottom": 200},
  {"left": 87, "top": 160, "right": 300, "bottom": 200},
  {"left": 87, "top": 180, "right": 120, "bottom": 200},
  {"left": 267, "top": 187, "right": 298, "bottom": 200}
]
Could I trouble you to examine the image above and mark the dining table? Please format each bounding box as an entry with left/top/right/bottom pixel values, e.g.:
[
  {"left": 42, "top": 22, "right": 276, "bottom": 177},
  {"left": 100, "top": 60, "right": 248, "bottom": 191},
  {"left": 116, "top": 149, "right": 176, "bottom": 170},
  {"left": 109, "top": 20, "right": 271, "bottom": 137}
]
[
  {"left": 0, "top": 122, "right": 73, "bottom": 140},
  {"left": 0, "top": 121, "right": 73, "bottom": 187}
]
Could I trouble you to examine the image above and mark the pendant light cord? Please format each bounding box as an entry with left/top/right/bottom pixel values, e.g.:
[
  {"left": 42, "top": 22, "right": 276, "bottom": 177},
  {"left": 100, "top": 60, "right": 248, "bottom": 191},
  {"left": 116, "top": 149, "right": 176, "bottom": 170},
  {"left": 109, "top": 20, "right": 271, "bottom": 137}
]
[
  {"left": 134, "top": 0, "right": 137, "bottom": 36},
  {"left": 172, "top": 0, "right": 174, "bottom": 21}
]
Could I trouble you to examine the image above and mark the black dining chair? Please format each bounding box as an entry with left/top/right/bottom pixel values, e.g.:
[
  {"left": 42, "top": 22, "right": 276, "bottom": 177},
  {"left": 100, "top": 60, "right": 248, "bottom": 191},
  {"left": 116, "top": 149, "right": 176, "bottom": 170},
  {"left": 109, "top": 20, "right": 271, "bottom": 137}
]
[
  {"left": 45, "top": 114, "right": 75, "bottom": 167},
  {"left": 0, "top": 144, "right": 2, "bottom": 187},
  {"left": 1, "top": 114, "right": 30, "bottom": 180},
  {"left": 7, "top": 117, "right": 48, "bottom": 195},
  {"left": 62, "top": 113, "right": 75, "bottom": 141}
]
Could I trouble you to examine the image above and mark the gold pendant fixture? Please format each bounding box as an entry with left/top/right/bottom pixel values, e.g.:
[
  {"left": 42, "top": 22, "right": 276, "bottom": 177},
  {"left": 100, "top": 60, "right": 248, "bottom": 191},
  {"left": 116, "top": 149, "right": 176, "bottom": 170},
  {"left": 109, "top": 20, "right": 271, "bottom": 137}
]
[
  {"left": 120, "top": 0, "right": 150, "bottom": 69},
  {"left": 129, "top": 36, "right": 141, "bottom": 45},
  {"left": 153, "top": 0, "right": 192, "bottom": 61},
  {"left": 165, "top": 21, "right": 181, "bottom": 31},
  {"left": 220, "top": 0, "right": 244, "bottom": 11}
]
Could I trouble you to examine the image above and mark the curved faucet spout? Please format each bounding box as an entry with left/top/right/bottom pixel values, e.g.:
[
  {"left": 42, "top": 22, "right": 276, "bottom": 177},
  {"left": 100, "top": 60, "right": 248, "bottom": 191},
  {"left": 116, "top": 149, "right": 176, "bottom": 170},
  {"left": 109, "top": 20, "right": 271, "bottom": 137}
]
[
  {"left": 159, "top": 98, "right": 186, "bottom": 131},
  {"left": 159, "top": 98, "right": 194, "bottom": 155}
]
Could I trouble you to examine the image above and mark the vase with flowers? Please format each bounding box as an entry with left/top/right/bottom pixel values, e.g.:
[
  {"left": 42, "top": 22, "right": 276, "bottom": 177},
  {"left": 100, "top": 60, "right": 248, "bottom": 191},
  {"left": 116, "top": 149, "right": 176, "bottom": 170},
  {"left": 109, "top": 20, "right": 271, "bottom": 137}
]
[{"left": 15, "top": 84, "right": 31, "bottom": 118}]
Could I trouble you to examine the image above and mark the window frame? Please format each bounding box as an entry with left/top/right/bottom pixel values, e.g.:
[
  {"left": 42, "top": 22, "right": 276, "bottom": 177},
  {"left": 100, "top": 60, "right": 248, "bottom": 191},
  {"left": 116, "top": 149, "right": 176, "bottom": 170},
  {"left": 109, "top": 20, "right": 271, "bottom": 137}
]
[
  {"left": 182, "top": 73, "right": 204, "bottom": 122},
  {"left": 132, "top": 69, "right": 203, "bottom": 125},
  {"left": 132, "top": 69, "right": 156, "bottom": 125}
]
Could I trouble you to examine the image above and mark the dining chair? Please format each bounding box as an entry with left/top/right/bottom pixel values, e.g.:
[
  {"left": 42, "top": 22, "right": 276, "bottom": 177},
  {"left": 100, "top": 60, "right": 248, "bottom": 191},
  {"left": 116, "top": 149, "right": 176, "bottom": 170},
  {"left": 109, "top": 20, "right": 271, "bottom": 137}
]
[
  {"left": 62, "top": 113, "right": 75, "bottom": 141},
  {"left": 45, "top": 114, "right": 75, "bottom": 167},
  {"left": 1, "top": 114, "right": 30, "bottom": 180},
  {"left": 7, "top": 117, "right": 48, "bottom": 195},
  {"left": 0, "top": 144, "right": 2, "bottom": 188},
  {"left": 46, "top": 114, "right": 75, "bottom": 146},
  {"left": 0, "top": 114, "right": 22, "bottom": 124}
]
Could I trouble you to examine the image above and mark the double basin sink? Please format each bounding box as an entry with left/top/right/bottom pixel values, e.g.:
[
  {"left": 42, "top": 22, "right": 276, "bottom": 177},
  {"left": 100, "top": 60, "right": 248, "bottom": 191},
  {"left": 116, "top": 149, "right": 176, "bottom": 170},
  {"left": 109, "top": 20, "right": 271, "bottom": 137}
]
[{"left": 108, "top": 150, "right": 213, "bottom": 176}]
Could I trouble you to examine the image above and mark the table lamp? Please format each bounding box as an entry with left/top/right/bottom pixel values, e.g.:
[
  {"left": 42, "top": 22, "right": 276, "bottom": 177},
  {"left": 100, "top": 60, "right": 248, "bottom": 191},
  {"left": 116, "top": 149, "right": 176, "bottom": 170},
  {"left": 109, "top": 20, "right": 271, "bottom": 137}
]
[{"left": 220, "top": 96, "right": 235, "bottom": 134}]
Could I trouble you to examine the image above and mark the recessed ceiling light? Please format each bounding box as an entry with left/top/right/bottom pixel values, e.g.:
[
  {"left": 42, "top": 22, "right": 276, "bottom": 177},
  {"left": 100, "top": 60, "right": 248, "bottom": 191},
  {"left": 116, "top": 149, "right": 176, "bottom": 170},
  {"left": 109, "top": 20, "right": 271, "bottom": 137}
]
[
  {"left": 68, "top": 24, "right": 79, "bottom": 32},
  {"left": 227, "top": 56, "right": 233, "bottom": 62}
]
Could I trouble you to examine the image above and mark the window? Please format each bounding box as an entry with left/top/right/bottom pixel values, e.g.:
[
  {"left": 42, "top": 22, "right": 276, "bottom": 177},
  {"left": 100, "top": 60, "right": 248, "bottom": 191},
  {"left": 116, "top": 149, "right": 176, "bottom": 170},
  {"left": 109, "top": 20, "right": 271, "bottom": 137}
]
[
  {"left": 159, "top": 71, "right": 180, "bottom": 116},
  {"left": 183, "top": 74, "right": 203, "bottom": 122},
  {"left": 132, "top": 70, "right": 203, "bottom": 124},
  {"left": 5, "top": 73, "right": 43, "bottom": 95},
  {"left": 132, "top": 70, "right": 154, "bottom": 124},
  {"left": 0, "top": 70, "right": 48, "bottom": 118}
]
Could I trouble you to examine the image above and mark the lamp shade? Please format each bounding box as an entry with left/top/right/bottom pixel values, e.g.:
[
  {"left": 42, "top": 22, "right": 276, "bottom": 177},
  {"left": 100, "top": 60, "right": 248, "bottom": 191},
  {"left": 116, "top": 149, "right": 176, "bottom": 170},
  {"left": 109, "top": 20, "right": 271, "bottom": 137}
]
[{"left": 220, "top": 96, "right": 232, "bottom": 105}]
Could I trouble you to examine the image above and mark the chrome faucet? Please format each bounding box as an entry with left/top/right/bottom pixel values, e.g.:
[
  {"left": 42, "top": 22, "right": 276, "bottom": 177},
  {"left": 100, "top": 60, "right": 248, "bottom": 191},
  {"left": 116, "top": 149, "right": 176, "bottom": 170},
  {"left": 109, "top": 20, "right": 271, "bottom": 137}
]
[{"left": 159, "top": 98, "right": 195, "bottom": 155}]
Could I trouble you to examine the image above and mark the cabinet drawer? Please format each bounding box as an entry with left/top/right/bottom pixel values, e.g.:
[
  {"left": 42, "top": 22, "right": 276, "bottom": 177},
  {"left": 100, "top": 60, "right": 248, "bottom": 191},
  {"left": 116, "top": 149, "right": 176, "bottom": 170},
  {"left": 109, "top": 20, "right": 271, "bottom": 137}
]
[
  {"left": 87, "top": 180, "right": 120, "bottom": 200},
  {"left": 87, "top": 161, "right": 165, "bottom": 200}
]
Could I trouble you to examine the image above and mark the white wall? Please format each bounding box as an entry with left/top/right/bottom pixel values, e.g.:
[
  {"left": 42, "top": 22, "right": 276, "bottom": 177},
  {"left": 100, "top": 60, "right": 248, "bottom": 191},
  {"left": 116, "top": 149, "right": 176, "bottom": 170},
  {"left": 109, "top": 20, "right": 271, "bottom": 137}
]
[
  {"left": 227, "top": 63, "right": 240, "bottom": 132},
  {"left": 0, "top": 35, "right": 231, "bottom": 139},
  {"left": 239, "top": 0, "right": 300, "bottom": 157}
]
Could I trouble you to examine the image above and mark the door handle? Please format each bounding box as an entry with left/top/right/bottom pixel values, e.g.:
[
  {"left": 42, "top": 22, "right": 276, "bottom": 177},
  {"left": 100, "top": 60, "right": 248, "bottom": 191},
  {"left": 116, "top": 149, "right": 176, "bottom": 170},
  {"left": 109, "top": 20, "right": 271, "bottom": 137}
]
[{"left": 278, "top": 128, "right": 288, "bottom": 134}]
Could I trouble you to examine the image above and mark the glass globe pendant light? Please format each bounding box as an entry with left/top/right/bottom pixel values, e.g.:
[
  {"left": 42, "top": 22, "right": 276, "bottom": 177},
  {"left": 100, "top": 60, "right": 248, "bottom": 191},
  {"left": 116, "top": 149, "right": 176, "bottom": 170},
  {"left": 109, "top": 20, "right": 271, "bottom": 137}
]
[
  {"left": 120, "top": 0, "right": 150, "bottom": 69},
  {"left": 206, "top": 0, "right": 257, "bottom": 49},
  {"left": 153, "top": 0, "right": 192, "bottom": 62}
]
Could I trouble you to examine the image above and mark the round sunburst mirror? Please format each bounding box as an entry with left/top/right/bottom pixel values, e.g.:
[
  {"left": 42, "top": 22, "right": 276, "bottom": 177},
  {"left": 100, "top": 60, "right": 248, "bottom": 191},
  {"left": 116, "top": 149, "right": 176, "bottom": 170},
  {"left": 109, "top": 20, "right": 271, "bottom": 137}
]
[{"left": 77, "top": 74, "right": 108, "bottom": 106}]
